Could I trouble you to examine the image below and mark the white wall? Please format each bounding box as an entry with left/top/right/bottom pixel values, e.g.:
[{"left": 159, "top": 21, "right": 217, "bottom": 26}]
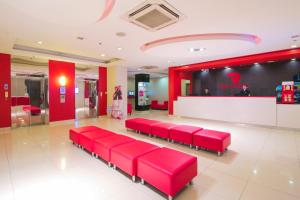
[{"left": 11, "top": 77, "right": 27, "bottom": 96}]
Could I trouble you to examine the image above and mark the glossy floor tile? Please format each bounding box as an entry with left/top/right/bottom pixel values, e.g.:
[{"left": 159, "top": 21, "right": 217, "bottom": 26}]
[{"left": 0, "top": 110, "right": 300, "bottom": 200}]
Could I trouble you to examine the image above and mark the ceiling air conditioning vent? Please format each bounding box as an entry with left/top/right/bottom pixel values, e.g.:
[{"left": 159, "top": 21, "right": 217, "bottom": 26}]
[{"left": 123, "top": 0, "right": 185, "bottom": 31}]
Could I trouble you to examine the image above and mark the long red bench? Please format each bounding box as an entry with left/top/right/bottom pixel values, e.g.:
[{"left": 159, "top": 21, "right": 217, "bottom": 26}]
[
  {"left": 78, "top": 129, "right": 115, "bottom": 153},
  {"left": 151, "top": 100, "right": 168, "bottom": 110},
  {"left": 169, "top": 125, "right": 203, "bottom": 148},
  {"left": 125, "top": 118, "right": 147, "bottom": 131},
  {"left": 150, "top": 122, "right": 177, "bottom": 141},
  {"left": 137, "top": 147, "right": 197, "bottom": 200},
  {"left": 93, "top": 134, "right": 135, "bottom": 166},
  {"left": 69, "top": 126, "right": 198, "bottom": 199},
  {"left": 135, "top": 119, "right": 161, "bottom": 135},
  {"left": 69, "top": 126, "right": 101, "bottom": 145},
  {"left": 193, "top": 129, "right": 231, "bottom": 156},
  {"left": 110, "top": 140, "right": 159, "bottom": 181}
]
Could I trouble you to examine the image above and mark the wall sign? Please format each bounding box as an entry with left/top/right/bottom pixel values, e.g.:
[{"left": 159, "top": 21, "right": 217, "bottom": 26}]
[{"left": 4, "top": 83, "right": 8, "bottom": 90}]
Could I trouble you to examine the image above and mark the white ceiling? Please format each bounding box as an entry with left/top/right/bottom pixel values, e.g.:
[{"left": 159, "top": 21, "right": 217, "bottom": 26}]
[{"left": 0, "top": 0, "right": 300, "bottom": 71}]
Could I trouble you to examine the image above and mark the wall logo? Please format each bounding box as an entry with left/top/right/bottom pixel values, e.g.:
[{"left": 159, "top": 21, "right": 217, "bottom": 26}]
[{"left": 219, "top": 72, "right": 243, "bottom": 89}]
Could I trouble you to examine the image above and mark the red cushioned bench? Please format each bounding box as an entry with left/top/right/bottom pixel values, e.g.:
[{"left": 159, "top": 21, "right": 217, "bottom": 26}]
[
  {"left": 169, "top": 125, "right": 203, "bottom": 148},
  {"left": 78, "top": 129, "right": 115, "bottom": 153},
  {"left": 137, "top": 147, "right": 197, "bottom": 200},
  {"left": 93, "top": 134, "right": 135, "bottom": 166},
  {"left": 125, "top": 118, "right": 147, "bottom": 132},
  {"left": 135, "top": 119, "right": 161, "bottom": 135},
  {"left": 23, "top": 105, "right": 41, "bottom": 115},
  {"left": 110, "top": 140, "right": 159, "bottom": 181},
  {"left": 193, "top": 129, "right": 231, "bottom": 156},
  {"left": 151, "top": 123, "right": 178, "bottom": 141},
  {"left": 69, "top": 126, "right": 100, "bottom": 145}
]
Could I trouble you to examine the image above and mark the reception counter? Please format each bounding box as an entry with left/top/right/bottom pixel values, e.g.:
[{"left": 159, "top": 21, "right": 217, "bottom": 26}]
[{"left": 174, "top": 96, "right": 300, "bottom": 129}]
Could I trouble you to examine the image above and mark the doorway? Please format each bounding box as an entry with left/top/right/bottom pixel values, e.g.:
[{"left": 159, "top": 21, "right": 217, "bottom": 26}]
[
  {"left": 11, "top": 74, "right": 48, "bottom": 128},
  {"left": 75, "top": 79, "right": 98, "bottom": 119}
]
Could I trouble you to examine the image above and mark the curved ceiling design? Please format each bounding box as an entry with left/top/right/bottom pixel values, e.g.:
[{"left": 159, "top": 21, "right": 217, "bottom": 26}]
[
  {"left": 141, "top": 33, "right": 261, "bottom": 51},
  {"left": 97, "top": 0, "right": 116, "bottom": 21}
]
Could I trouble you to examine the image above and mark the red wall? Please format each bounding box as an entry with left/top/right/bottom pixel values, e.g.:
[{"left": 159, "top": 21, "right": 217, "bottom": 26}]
[
  {"left": 98, "top": 67, "right": 107, "bottom": 116},
  {"left": 0, "top": 53, "right": 11, "bottom": 128},
  {"left": 49, "top": 60, "right": 75, "bottom": 122}
]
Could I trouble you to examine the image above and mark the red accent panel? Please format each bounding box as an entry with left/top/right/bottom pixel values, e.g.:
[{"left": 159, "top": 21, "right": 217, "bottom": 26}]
[
  {"left": 49, "top": 60, "right": 75, "bottom": 122},
  {"left": 174, "top": 48, "right": 300, "bottom": 72},
  {"left": 98, "top": 67, "right": 107, "bottom": 116},
  {"left": 97, "top": 0, "right": 116, "bottom": 21},
  {"left": 84, "top": 80, "right": 89, "bottom": 98},
  {"left": 0, "top": 53, "right": 11, "bottom": 128}
]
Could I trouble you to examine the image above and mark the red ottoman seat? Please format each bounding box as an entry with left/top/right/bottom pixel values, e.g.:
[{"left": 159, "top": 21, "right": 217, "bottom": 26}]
[
  {"left": 151, "top": 123, "right": 178, "bottom": 140},
  {"left": 169, "top": 125, "right": 203, "bottom": 147},
  {"left": 137, "top": 147, "right": 197, "bottom": 200},
  {"left": 69, "top": 126, "right": 100, "bottom": 145},
  {"left": 78, "top": 129, "right": 115, "bottom": 153},
  {"left": 93, "top": 134, "right": 135, "bottom": 165},
  {"left": 193, "top": 129, "right": 231, "bottom": 156},
  {"left": 125, "top": 118, "right": 147, "bottom": 131},
  {"left": 136, "top": 119, "right": 161, "bottom": 135},
  {"left": 110, "top": 141, "right": 159, "bottom": 181}
]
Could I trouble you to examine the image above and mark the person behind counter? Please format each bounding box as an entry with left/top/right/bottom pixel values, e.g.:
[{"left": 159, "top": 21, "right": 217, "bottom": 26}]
[
  {"left": 239, "top": 84, "right": 251, "bottom": 96},
  {"left": 202, "top": 88, "right": 211, "bottom": 96}
]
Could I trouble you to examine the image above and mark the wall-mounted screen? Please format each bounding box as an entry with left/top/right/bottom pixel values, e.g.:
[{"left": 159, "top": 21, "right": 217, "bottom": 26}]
[{"left": 138, "top": 82, "right": 150, "bottom": 106}]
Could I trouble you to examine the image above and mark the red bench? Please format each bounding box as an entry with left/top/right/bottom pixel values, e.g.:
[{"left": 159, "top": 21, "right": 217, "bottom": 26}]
[
  {"left": 135, "top": 119, "right": 161, "bottom": 135},
  {"left": 137, "top": 147, "right": 197, "bottom": 200},
  {"left": 169, "top": 125, "right": 203, "bottom": 148},
  {"left": 93, "top": 134, "right": 135, "bottom": 166},
  {"left": 78, "top": 129, "right": 115, "bottom": 153},
  {"left": 125, "top": 118, "right": 147, "bottom": 131},
  {"left": 22, "top": 105, "right": 41, "bottom": 115},
  {"left": 151, "top": 123, "right": 178, "bottom": 141},
  {"left": 110, "top": 140, "right": 159, "bottom": 181},
  {"left": 151, "top": 100, "right": 168, "bottom": 110},
  {"left": 69, "top": 126, "right": 100, "bottom": 145},
  {"left": 193, "top": 129, "right": 231, "bottom": 156}
]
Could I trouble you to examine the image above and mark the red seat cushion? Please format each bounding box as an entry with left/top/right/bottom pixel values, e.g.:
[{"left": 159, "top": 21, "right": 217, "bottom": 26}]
[
  {"left": 193, "top": 129, "right": 231, "bottom": 153},
  {"left": 169, "top": 125, "right": 203, "bottom": 145},
  {"left": 137, "top": 147, "right": 197, "bottom": 197},
  {"left": 151, "top": 123, "right": 177, "bottom": 139},
  {"left": 136, "top": 119, "right": 161, "bottom": 134},
  {"left": 78, "top": 129, "right": 115, "bottom": 152},
  {"left": 69, "top": 126, "right": 100, "bottom": 144},
  {"left": 110, "top": 141, "right": 159, "bottom": 176},
  {"left": 23, "top": 105, "right": 41, "bottom": 115},
  {"left": 93, "top": 135, "right": 135, "bottom": 162},
  {"left": 125, "top": 118, "right": 147, "bottom": 130}
]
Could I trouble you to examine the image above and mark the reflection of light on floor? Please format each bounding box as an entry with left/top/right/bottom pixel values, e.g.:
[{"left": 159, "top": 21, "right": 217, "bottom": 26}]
[{"left": 60, "top": 158, "right": 66, "bottom": 170}]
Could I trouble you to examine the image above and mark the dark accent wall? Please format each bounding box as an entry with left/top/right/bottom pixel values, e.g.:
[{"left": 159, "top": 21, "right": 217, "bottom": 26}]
[{"left": 193, "top": 60, "right": 300, "bottom": 96}]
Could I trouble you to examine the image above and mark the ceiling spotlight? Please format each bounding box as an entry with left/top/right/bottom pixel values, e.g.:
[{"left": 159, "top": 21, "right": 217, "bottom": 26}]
[
  {"left": 189, "top": 47, "right": 205, "bottom": 52},
  {"left": 101, "top": 54, "right": 105, "bottom": 57},
  {"left": 291, "top": 44, "right": 297, "bottom": 48},
  {"left": 77, "top": 36, "right": 84, "bottom": 40},
  {"left": 37, "top": 41, "right": 43, "bottom": 45},
  {"left": 117, "top": 47, "right": 122, "bottom": 51}
]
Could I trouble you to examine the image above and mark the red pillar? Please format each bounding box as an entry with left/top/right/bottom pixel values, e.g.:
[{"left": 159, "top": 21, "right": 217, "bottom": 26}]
[
  {"left": 48, "top": 60, "right": 75, "bottom": 122},
  {"left": 0, "top": 53, "right": 11, "bottom": 128},
  {"left": 98, "top": 67, "right": 107, "bottom": 116}
]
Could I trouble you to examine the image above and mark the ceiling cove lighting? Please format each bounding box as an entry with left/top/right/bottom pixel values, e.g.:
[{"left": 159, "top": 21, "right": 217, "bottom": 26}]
[{"left": 291, "top": 44, "right": 297, "bottom": 48}]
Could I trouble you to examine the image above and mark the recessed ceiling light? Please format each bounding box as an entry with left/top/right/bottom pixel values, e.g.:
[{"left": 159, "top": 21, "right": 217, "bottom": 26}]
[
  {"left": 116, "top": 32, "right": 126, "bottom": 37},
  {"left": 291, "top": 58, "right": 296, "bottom": 61},
  {"left": 37, "top": 41, "right": 43, "bottom": 45},
  {"left": 291, "top": 44, "right": 297, "bottom": 48},
  {"left": 117, "top": 47, "right": 122, "bottom": 51},
  {"left": 98, "top": 42, "right": 102, "bottom": 45},
  {"left": 101, "top": 54, "right": 105, "bottom": 57},
  {"left": 77, "top": 36, "right": 84, "bottom": 40},
  {"left": 189, "top": 47, "right": 205, "bottom": 52}
]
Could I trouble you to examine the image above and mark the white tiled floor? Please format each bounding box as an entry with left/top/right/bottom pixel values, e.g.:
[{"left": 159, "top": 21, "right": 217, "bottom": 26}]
[{"left": 0, "top": 110, "right": 300, "bottom": 200}]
